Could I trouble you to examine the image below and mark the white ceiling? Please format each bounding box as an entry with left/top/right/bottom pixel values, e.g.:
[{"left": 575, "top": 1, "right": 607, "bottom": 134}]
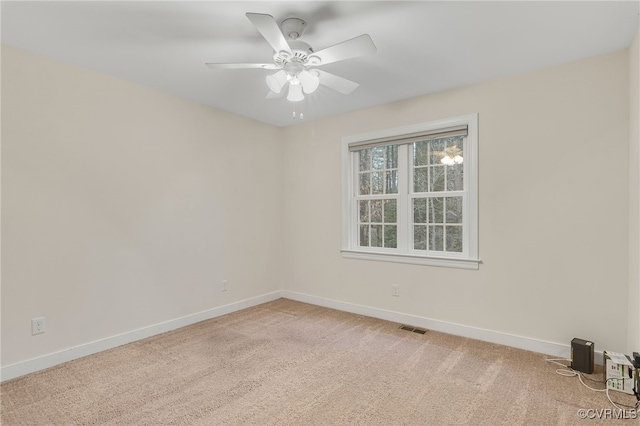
[{"left": 2, "top": 1, "right": 639, "bottom": 127}]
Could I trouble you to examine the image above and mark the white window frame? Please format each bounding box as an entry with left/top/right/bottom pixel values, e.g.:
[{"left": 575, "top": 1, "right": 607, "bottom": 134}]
[{"left": 341, "top": 114, "right": 479, "bottom": 270}]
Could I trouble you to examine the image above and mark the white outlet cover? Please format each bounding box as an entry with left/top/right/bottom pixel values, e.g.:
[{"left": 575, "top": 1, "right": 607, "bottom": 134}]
[{"left": 31, "top": 317, "right": 46, "bottom": 335}]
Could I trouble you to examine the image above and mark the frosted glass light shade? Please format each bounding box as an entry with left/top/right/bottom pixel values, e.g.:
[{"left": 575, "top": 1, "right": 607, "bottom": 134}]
[
  {"left": 287, "top": 82, "right": 304, "bottom": 102},
  {"left": 299, "top": 70, "right": 320, "bottom": 94},
  {"left": 440, "top": 156, "right": 455, "bottom": 166},
  {"left": 266, "top": 70, "right": 287, "bottom": 94}
]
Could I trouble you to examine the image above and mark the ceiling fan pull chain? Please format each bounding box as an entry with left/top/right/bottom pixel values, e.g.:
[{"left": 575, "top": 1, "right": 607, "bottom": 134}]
[{"left": 292, "top": 104, "right": 304, "bottom": 120}]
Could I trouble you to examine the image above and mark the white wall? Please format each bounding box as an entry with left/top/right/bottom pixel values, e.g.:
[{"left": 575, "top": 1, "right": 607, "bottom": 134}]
[
  {"left": 282, "top": 50, "right": 630, "bottom": 353},
  {"left": 1, "top": 46, "right": 284, "bottom": 367},
  {"left": 1, "top": 44, "right": 635, "bottom": 376},
  {"left": 629, "top": 26, "right": 640, "bottom": 354}
]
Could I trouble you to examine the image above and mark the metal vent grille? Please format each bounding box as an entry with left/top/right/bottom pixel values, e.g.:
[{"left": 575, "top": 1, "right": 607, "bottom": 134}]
[{"left": 400, "top": 325, "right": 428, "bottom": 335}]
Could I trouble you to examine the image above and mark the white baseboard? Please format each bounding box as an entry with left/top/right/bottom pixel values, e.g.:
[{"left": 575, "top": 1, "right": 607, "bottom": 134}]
[
  {"left": 0, "top": 291, "right": 282, "bottom": 382},
  {"left": 280, "top": 290, "right": 604, "bottom": 366},
  {"left": 2, "top": 289, "right": 602, "bottom": 382}
]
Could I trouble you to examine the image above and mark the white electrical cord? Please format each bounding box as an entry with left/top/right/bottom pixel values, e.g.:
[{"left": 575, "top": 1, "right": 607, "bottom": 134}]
[
  {"left": 545, "top": 358, "right": 640, "bottom": 410},
  {"left": 545, "top": 358, "right": 607, "bottom": 392}
]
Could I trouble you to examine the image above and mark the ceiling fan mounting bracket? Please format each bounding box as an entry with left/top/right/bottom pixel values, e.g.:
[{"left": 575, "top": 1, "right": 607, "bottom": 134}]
[{"left": 281, "top": 17, "right": 306, "bottom": 40}]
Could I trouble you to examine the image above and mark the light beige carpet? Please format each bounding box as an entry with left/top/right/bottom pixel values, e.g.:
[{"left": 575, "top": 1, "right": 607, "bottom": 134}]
[{"left": 1, "top": 298, "right": 637, "bottom": 425}]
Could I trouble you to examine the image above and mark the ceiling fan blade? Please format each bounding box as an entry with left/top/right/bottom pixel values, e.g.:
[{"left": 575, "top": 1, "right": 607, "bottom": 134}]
[
  {"left": 316, "top": 70, "right": 359, "bottom": 95},
  {"left": 310, "top": 34, "right": 376, "bottom": 66},
  {"left": 246, "top": 13, "right": 292, "bottom": 55},
  {"left": 205, "top": 63, "right": 279, "bottom": 70},
  {"left": 266, "top": 90, "right": 285, "bottom": 99}
]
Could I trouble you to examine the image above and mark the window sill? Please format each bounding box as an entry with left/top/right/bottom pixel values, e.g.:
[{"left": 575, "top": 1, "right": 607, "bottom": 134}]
[{"left": 340, "top": 249, "right": 481, "bottom": 270}]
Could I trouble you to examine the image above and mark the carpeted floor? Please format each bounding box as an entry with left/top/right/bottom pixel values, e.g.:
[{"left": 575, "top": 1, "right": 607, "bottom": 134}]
[{"left": 1, "top": 298, "right": 638, "bottom": 425}]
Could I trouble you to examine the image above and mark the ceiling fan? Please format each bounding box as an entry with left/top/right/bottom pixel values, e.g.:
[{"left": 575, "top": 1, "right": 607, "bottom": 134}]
[{"left": 205, "top": 13, "right": 376, "bottom": 102}]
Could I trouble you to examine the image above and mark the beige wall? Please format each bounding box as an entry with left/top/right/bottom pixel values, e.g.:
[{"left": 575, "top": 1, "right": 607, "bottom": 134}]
[
  {"left": 283, "top": 50, "right": 630, "bottom": 352},
  {"left": 629, "top": 26, "right": 640, "bottom": 354},
  {"left": 1, "top": 46, "right": 284, "bottom": 366},
  {"left": 1, "top": 44, "right": 634, "bottom": 370}
]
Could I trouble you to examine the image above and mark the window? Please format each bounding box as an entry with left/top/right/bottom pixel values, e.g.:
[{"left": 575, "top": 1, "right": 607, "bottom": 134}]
[{"left": 341, "top": 114, "right": 479, "bottom": 269}]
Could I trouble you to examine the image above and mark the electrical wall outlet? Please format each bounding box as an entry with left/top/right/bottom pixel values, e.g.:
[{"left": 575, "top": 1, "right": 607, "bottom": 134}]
[
  {"left": 220, "top": 280, "right": 228, "bottom": 292},
  {"left": 392, "top": 284, "right": 400, "bottom": 297},
  {"left": 31, "top": 317, "right": 46, "bottom": 335}
]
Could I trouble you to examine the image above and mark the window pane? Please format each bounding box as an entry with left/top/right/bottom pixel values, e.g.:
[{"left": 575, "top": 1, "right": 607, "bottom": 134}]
[
  {"left": 447, "top": 163, "right": 463, "bottom": 191},
  {"left": 429, "top": 225, "right": 444, "bottom": 251},
  {"left": 384, "top": 225, "right": 397, "bottom": 248},
  {"left": 359, "top": 200, "right": 369, "bottom": 223},
  {"left": 445, "top": 197, "right": 463, "bottom": 224},
  {"left": 371, "top": 200, "right": 383, "bottom": 223},
  {"left": 413, "top": 198, "right": 427, "bottom": 223},
  {"left": 429, "top": 166, "right": 445, "bottom": 192},
  {"left": 348, "top": 123, "right": 474, "bottom": 264},
  {"left": 372, "top": 147, "right": 385, "bottom": 170},
  {"left": 414, "top": 225, "right": 427, "bottom": 250},
  {"left": 429, "top": 139, "right": 445, "bottom": 165},
  {"left": 371, "top": 172, "right": 384, "bottom": 194},
  {"left": 359, "top": 225, "right": 369, "bottom": 247},
  {"left": 385, "top": 170, "right": 398, "bottom": 194},
  {"left": 384, "top": 199, "right": 397, "bottom": 223},
  {"left": 446, "top": 137, "right": 464, "bottom": 162},
  {"left": 414, "top": 168, "right": 428, "bottom": 192},
  {"left": 371, "top": 225, "right": 383, "bottom": 247},
  {"left": 414, "top": 141, "right": 429, "bottom": 166},
  {"left": 386, "top": 145, "right": 398, "bottom": 169},
  {"left": 359, "top": 173, "right": 370, "bottom": 195},
  {"left": 359, "top": 149, "right": 371, "bottom": 172},
  {"left": 446, "top": 225, "right": 463, "bottom": 252},
  {"left": 428, "top": 197, "right": 444, "bottom": 223}
]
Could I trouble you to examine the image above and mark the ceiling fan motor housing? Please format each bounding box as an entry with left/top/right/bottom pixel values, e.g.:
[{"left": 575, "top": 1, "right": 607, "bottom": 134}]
[
  {"left": 273, "top": 40, "right": 317, "bottom": 67},
  {"left": 281, "top": 17, "right": 306, "bottom": 40}
]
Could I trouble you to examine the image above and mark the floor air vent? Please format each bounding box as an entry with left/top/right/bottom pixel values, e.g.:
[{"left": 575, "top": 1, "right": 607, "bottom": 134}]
[{"left": 400, "top": 325, "right": 428, "bottom": 334}]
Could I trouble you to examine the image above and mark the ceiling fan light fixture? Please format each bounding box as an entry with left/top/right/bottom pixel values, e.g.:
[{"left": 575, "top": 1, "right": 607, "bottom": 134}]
[
  {"left": 299, "top": 70, "right": 320, "bottom": 94},
  {"left": 287, "top": 82, "right": 304, "bottom": 102},
  {"left": 206, "top": 13, "right": 377, "bottom": 107},
  {"left": 266, "top": 70, "right": 287, "bottom": 93}
]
